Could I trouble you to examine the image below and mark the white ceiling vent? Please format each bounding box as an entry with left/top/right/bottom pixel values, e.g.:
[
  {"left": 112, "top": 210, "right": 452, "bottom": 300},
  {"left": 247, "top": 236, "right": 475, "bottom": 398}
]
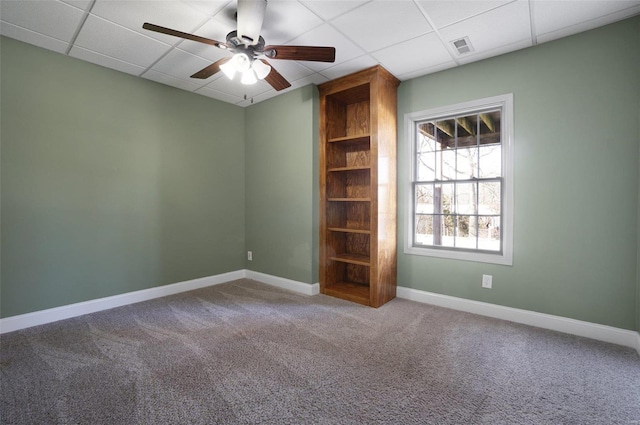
[{"left": 451, "top": 37, "right": 474, "bottom": 55}]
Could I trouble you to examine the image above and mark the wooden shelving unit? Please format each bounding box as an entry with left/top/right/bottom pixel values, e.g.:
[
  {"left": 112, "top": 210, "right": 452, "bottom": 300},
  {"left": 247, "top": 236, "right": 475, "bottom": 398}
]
[{"left": 318, "top": 65, "right": 400, "bottom": 308}]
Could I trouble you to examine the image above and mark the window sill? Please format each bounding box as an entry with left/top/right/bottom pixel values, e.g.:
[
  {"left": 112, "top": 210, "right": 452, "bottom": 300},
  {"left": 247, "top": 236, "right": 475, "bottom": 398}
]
[{"left": 404, "top": 245, "right": 513, "bottom": 266}]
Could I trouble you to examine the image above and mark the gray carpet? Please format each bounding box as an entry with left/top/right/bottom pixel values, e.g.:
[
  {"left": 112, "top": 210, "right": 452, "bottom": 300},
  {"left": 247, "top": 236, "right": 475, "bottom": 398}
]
[{"left": 1, "top": 279, "right": 639, "bottom": 425}]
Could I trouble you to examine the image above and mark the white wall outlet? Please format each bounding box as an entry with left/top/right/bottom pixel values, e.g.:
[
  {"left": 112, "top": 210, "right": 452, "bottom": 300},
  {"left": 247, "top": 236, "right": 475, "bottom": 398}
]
[
  {"left": 482, "top": 274, "right": 492, "bottom": 288},
  {"left": 247, "top": 251, "right": 252, "bottom": 261}
]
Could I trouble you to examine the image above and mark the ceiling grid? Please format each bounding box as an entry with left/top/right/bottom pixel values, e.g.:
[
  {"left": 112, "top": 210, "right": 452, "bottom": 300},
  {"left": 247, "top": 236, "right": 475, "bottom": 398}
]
[{"left": 1, "top": 0, "right": 638, "bottom": 106}]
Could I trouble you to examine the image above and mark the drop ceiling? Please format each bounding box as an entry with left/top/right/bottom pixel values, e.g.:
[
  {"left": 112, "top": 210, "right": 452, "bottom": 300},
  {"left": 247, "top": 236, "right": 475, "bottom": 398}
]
[{"left": 1, "top": 0, "right": 639, "bottom": 107}]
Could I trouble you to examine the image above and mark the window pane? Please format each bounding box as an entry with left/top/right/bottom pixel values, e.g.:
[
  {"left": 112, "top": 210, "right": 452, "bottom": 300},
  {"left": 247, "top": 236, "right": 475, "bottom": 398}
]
[
  {"left": 435, "top": 119, "right": 454, "bottom": 150},
  {"left": 455, "top": 114, "right": 478, "bottom": 147},
  {"left": 434, "top": 183, "right": 455, "bottom": 215},
  {"left": 417, "top": 153, "right": 435, "bottom": 181},
  {"left": 417, "top": 125, "right": 437, "bottom": 153},
  {"left": 416, "top": 184, "right": 433, "bottom": 214},
  {"left": 415, "top": 214, "right": 434, "bottom": 246},
  {"left": 479, "top": 110, "right": 501, "bottom": 145},
  {"left": 439, "top": 215, "right": 455, "bottom": 247},
  {"left": 479, "top": 145, "right": 501, "bottom": 178},
  {"left": 479, "top": 182, "right": 501, "bottom": 215},
  {"left": 456, "top": 182, "right": 477, "bottom": 214},
  {"left": 456, "top": 216, "right": 477, "bottom": 249},
  {"left": 456, "top": 146, "right": 478, "bottom": 180},
  {"left": 436, "top": 149, "right": 456, "bottom": 181},
  {"left": 478, "top": 216, "right": 501, "bottom": 251}
]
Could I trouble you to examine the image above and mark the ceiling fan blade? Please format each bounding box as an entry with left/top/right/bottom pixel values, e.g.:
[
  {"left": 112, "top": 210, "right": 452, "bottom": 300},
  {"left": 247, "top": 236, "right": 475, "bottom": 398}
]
[
  {"left": 236, "top": 0, "right": 267, "bottom": 45},
  {"left": 191, "top": 57, "right": 231, "bottom": 79},
  {"left": 142, "top": 22, "right": 226, "bottom": 48},
  {"left": 263, "top": 45, "right": 336, "bottom": 62},
  {"left": 261, "top": 60, "right": 291, "bottom": 91}
]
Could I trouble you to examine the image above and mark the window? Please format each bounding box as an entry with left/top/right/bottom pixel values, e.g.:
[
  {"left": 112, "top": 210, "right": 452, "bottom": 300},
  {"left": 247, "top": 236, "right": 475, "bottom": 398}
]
[{"left": 404, "top": 94, "right": 513, "bottom": 265}]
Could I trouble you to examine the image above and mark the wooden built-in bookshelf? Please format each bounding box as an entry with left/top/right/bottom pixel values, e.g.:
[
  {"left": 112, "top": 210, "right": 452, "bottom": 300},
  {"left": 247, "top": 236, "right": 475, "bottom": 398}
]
[{"left": 318, "top": 65, "right": 399, "bottom": 308}]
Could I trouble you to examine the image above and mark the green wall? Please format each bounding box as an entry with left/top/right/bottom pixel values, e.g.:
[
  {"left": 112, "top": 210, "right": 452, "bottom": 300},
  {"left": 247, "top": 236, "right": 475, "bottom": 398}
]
[
  {"left": 397, "top": 17, "right": 640, "bottom": 330},
  {"left": 1, "top": 17, "right": 639, "bottom": 333},
  {"left": 244, "top": 86, "right": 319, "bottom": 284},
  {"left": 0, "top": 37, "right": 246, "bottom": 318}
]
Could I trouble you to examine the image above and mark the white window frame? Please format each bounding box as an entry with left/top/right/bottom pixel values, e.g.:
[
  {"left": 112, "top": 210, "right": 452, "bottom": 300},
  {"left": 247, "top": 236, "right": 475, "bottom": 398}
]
[{"left": 404, "top": 93, "right": 514, "bottom": 266}]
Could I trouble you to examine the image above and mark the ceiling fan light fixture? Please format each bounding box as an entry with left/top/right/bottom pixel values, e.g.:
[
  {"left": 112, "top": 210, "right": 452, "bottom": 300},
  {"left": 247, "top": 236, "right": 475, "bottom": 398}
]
[
  {"left": 219, "top": 60, "right": 236, "bottom": 80},
  {"left": 142, "top": 0, "right": 336, "bottom": 92},
  {"left": 252, "top": 60, "right": 271, "bottom": 80},
  {"left": 234, "top": 53, "right": 251, "bottom": 72},
  {"left": 221, "top": 53, "right": 258, "bottom": 83},
  {"left": 241, "top": 69, "right": 258, "bottom": 85}
]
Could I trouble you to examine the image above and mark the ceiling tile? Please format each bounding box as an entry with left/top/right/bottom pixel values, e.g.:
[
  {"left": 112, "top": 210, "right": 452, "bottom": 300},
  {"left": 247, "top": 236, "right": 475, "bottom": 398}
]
[
  {"left": 179, "top": 19, "right": 237, "bottom": 62},
  {"left": 208, "top": 2, "right": 240, "bottom": 30},
  {"left": 397, "top": 61, "right": 456, "bottom": 81},
  {"left": 74, "top": 15, "right": 171, "bottom": 68},
  {"left": 182, "top": 0, "right": 229, "bottom": 17},
  {"left": 143, "top": 70, "right": 203, "bottom": 92},
  {"left": 287, "top": 24, "right": 366, "bottom": 72},
  {"left": 237, "top": 85, "right": 294, "bottom": 106},
  {"left": 91, "top": 0, "right": 209, "bottom": 44},
  {"left": 532, "top": 1, "right": 640, "bottom": 39},
  {"left": 150, "top": 48, "right": 213, "bottom": 80},
  {"left": 331, "top": 1, "right": 433, "bottom": 51},
  {"left": 265, "top": 59, "right": 315, "bottom": 82},
  {"left": 371, "top": 32, "right": 453, "bottom": 78},
  {"left": 247, "top": 87, "right": 291, "bottom": 105},
  {"left": 196, "top": 85, "right": 245, "bottom": 104},
  {"left": 0, "top": 21, "right": 69, "bottom": 53},
  {"left": 259, "top": 0, "right": 325, "bottom": 44},
  {"left": 0, "top": 0, "right": 84, "bottom": 42},
  {"left": 275, "top": 78, "right": 311, "bottom": 93},
  {"left": 300, "top": 0, "right": 370, "bottom": 20},
  {"left": 456, "top": 38, "right": 531, "bottom": 65},
  {"left": 319, "top": 55, "right": 378, "bottom": 81},
  {"left": 204, "top": 75, "right": 272, "bottom": 99},
  {"left": 417, "top": 0, "right": 514, "bottom": 29},
  {"left": 234, "top": 99, "right": 255, "bottom": 107},
  {"left": 532, "top": 0, "right": 639, "bottom": 34},
  {"left": 59, "top": 0, "right": 92, "bottom": 11},
  {"left": 536, "top": 4, "right": 640, "bottom": 44},
  {"left": 438, "top": 0, "right": 531, "bottom": 57},
  {"left": 291, "top": 72, "right": 330, "bottom": 87},
  {"left": 69, "top": 46, "right": 146, "bottom": 75}
]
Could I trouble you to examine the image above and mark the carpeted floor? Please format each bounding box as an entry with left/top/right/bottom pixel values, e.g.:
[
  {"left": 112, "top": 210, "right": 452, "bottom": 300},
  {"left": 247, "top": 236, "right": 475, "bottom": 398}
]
[{"left": 1, "top": 279, "right": 639, "bottom": 424}]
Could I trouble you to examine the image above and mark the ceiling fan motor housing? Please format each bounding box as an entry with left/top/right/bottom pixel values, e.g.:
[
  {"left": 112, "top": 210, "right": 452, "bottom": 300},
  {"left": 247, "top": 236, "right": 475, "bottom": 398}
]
[{"left": 225, "top": 30, "right": 265, "bottom": 57}]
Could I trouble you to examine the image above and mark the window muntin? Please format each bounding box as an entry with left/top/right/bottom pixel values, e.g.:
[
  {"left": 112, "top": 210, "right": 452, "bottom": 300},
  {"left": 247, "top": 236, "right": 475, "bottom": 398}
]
[{"left": 405, "top": 94, "right": 513, "bottom": 265}]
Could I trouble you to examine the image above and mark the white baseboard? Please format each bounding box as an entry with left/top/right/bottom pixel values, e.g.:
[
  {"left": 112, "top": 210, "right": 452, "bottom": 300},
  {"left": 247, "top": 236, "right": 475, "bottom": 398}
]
[
  {"left": 396, "top": 286, "right": 640, "bottom": 355},
  {"left": 0, "top": 270, "right": 245, "bottom": 334},
  {"left": 0, "top": 269, "right": 320, "bottom": 334},
  {"left": 245, "top": 270, "right": 320, "bottom": 296},
  {"left": 2, "top": 271, "right": 635, "bottom": 355}
]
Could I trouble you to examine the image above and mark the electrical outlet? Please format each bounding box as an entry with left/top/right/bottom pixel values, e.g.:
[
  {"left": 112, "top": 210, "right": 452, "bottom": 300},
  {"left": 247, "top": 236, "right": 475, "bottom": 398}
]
[
  {"left": 247, "top": 251, "right": 252, "bottom": 261},
  {"left": 482, "top": 274, "right": 492, "bottom": 289}
]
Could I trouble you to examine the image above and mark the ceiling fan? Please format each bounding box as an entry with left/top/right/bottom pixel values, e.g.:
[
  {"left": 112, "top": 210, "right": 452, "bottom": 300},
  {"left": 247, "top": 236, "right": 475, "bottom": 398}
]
[{"left": 142, "top": 0, "right": 336, "bottom": 91}]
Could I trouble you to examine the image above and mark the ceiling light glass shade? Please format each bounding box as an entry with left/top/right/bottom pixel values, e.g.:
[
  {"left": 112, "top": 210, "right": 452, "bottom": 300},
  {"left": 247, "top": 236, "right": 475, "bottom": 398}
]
[
  {"left": 240, "top": 69, "right": 258, "bottom": 85},
  {"left": 234, "top": 53, "right": 251, "bottom": 72},
  {"left": 219, "top": 60, "right": 236, "bottom": 80},
  {"left": 252, "top": 60, "right": 271, "bottom": 80},
  {"left": 220, "top": 53, "right": 263, "bottom": 85}
]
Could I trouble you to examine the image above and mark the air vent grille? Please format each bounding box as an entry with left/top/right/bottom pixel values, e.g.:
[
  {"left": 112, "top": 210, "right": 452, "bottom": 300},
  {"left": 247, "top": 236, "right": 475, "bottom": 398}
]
[{"left": 451, "top": 37, "right": 473, "bottom": 55}]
